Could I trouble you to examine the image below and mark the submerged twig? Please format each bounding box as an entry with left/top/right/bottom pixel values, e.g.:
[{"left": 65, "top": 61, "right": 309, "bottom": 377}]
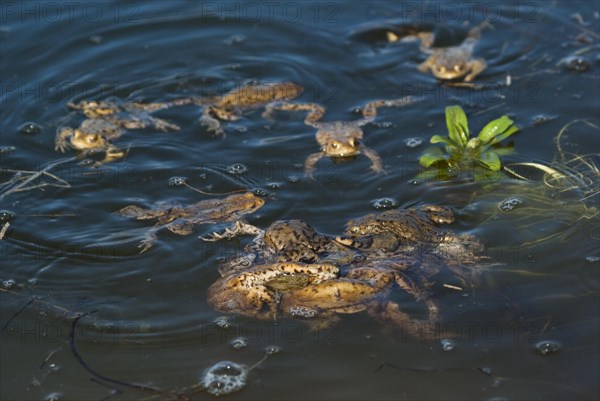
[
  {"left": 0, "top": 222, "right": 9, "bottom": 240},
  {"left": 0, "top": 157, "right": 75, "bottom": 199}
]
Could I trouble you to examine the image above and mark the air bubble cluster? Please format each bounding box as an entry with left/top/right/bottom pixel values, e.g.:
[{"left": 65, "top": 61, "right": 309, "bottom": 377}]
[
  {"left": 2, "top": 279, "right": 16, "bottom": 289},
  {"left": 288, "top": 306, "right": 317, "bottom": 318},
  {"left": 440, "top": 338, "right": 455, "bottom": 352},
  {"left": 18, "top": 122, "right": 42, "bottom": 135},
  {"left": 168, "top": 176, "right": 187, "bottom": 186},
  {"left": 0, "top": 210, "right": 15, "bottom": 224},
  {"left": 535, "top": 340, "right": 561, "bottom": 355},
  {"left": 265, "top": 345, "right": 282, "bottom": 355},
  {"left": 201, "top": 361, "right": 248, "bottom": 396},
  {"left": 0, "top": 146, "right": 16, "bottom": 154},
  {"left": 214, "top": 316, "right": 232, "bottom": 329},
  {"left": 499, "top": 197, "right": 522, "bottom": 212},
  {"left": 227, "top": 163, "right": 248, "bottom": 175},
  {"left": 371, "top": 197, "right": 399, "bottom": 210},
  {"left": 230, "top": 337, "right": 248, "bottom": 349},
  {"left": 404, "top": 137, "right": 423, "bottom": 148}
]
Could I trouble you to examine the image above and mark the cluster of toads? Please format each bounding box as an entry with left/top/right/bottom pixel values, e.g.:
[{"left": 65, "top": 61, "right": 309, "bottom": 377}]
[
  {"left": 62, "top": 21, "right": 495, "bottom": 337},
  {"left": 55, "top": 22, "right": 492, "bottom": 177},
  {"left": 206, "top": 204, "right": 491, "bottom": 338}
]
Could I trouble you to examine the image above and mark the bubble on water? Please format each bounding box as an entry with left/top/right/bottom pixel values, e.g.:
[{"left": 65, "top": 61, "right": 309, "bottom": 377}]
[
  {"left": 371, "top": 197, "right": 399, "bottom": 210},
  {"left": 230, "top": 337, "right": 248, "bottom": 349},
  {"left": 2, "top": 279, "right": 16, "bottom": 289},
  {"left": 214, "top": 316, "right": 232, "bottom": 329},
  {"left": 253, "top": 188, "right": 268, "bottom": 197},
  {"left": 224, "top": 34, "right": 246, "bottom": 45},
  {"left": 0, "top": 145, "right": 16, "bottom": 154},
  {"left": 404, "top": 137, "right": 423, "bottom": 148},
  {"left": 265, "top": 345, "right": 281, "bottom": 355},
  {"left": 559, "top": 55, "right": 591, "bottom": 72},
  {"left": 585, "top": 256, "right": 599, "bottom": 263},
  {"left": 266, "top": 182, "right": 283, "bottom": 190},
  {"left": 18, "top": 122, "right": 42, "bottom": 135},
  {"left": 535, "top": 340, "right": 561, "bottom": 355},
  {"left": 440, "top": 338, "right": 455, "bottom": 352},
  {"left": 201, "top": 361, "right": 248, "bottom": 396},
  {"left": 0, "top": 210, "right": 15, "bottom": 224},
  {"left": 477, "top": 366, "right": 493, "bottom": 376},
  {"left": 531, "top": 114, "right": 557, "bottom": 126},
  {"left": 499, "top": 196, "right": 522, "bottom": 212},
  {"left": 168, "top": 176, "right": 187, "bottom": 186},
  {"left": 45, "top": 392, "right": 62, "bottom": 401},
  {"left": 287, "top": 306, "right": 317, "bottom": 318},
  {"left": 78, "top": 159, "right": 96, "bottom": 167},
  {"left": 227, "top": 163, "right": 248, "bottom": 175},
  {"left": 89, "top": 35, "right": 103, "bottom": 44}
]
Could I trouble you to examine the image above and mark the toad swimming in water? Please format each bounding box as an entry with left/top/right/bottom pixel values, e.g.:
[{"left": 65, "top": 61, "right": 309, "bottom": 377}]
[
  {"left": 197, "top": 82, "right": 303, "bottom": 136},
  {"left": 55, "top": 98, "right": 193, "bottom": 164},
  {"left": 414, "top": 22, "right": 491, "bottom": 82},
  {"left": 263, "top": 96, "right": 420, "bottom": 178},
  {"left": 114, "top": 192, "right": 265, "bottom": 253}
]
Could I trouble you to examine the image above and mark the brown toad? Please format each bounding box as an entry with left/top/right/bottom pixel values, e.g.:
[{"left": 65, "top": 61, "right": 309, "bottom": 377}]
[
  {"left": 338, "top": 205, "right": 488, "bottom": 286},
  {"left": 115, "top": 192, "right": 265, "bottom": 253},
  {"left": 207, "top": 262, "right": 340, "bottom": 319},
  {"left": 55, "top": 98, "right": 192, "bottom": 163},
  {"left": 416, "top": 22, "right": 491, "bottom": 82},
  {"left": 263, "top": 96, "right": 419, "bottom": 178},
  {"left": 198, "top": 82, "right": 303, "bottom": 136}
]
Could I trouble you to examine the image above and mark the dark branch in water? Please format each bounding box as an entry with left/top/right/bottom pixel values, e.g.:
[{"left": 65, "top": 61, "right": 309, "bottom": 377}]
[
  {"left": 1, "top": 297, "right": 35, "bottom": 333},
  {"left": 69, "top": 310, "right": 166, "bottom": 396}
]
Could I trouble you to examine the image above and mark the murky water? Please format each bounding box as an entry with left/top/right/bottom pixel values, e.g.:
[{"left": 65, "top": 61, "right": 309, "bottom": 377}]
[{"left": 1, "top": 1, "right": 599, "bottom": 400}]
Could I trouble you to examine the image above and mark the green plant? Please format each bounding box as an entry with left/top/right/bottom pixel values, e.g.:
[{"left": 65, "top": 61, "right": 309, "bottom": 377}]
[{"left": 419, "top": 105, "right": 519, "bottom": 172}]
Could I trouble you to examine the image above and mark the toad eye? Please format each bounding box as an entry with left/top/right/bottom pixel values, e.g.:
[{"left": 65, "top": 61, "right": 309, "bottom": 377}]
[
  {"left": 437, "top": 66, "right": 446, "bottom": 73},
  {"left": 454, "top": 64, "right": 463, "bottom": 72},
  {"left": 349, "top": 226, "right": 360, "bottom": 235},
  {"left": 330, "top": 142, "right": 338, "bottom": 149},
  {"left": 87, "top": 134, "right": 98, "bottom": 143}
]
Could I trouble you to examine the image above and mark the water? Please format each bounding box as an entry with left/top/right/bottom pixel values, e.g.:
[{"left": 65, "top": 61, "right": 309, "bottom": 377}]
[{"left": 1, "top": 1, "right": 599, "bottom": 400}]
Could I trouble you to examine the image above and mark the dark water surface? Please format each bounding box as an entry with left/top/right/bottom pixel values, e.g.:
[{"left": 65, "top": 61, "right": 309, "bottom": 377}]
[{"left": 1, "top": 1, "right": 599, "bottom": 400}]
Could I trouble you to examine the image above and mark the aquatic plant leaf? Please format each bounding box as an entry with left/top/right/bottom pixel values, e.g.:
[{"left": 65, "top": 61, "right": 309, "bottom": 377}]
[
  {"left": 445, "top": 105, "right": 469, "bottom": 147},
  {"left": 490, "top": 146, "right": 515, "bottom": 156},
  {"left": 419, "top": 149, "right": 448, "bottom": 167},
  {"left": 478, "top": 116, "right": 518, "bottom": 144},
  {"left": 491, "top": 124, "right": 520, "bottom": 145},
  {"left": 430, "top": 135, "right": 451, "bottom": 145},
  {"left": 478, "top": 151, "right": 501, "bottom": 171}
]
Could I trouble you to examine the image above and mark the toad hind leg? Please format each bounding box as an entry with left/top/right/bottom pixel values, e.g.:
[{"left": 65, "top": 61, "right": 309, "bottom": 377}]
[
  {"left": 262, "top": 102, "right": 326, "bottom": 128},
  {"left": 200, "top": 111, "right": 226, "bottom": 137},
  {"left": 304, "top": 151, "right": 325, "bottom": 180}
]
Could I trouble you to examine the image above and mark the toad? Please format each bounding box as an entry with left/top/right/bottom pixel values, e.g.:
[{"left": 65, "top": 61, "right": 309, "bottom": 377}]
[
  {"left": 263, "top": 96, "right": 420, "bottom": 178},
  {"left": 115, "top": 192, "right": 265, "bottom": 253},
  {"left": 416, "top": 22, "right": 491, "bottom": 82}
]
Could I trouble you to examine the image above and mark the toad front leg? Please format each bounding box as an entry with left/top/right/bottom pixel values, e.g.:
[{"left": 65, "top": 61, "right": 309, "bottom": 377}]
[
  {"left": 362, "top": 146, "right": 386, "bottom": 174},
  {"left": 54, "top": 127, "right": 73, "bottom": 152},
  {"left": 464, "top": 58, "right": 487, "bottom": 82}
]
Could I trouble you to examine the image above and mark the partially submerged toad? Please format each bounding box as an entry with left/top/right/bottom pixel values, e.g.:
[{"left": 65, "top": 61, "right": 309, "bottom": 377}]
[
  {"left": 55, "top": 98, "right": 192, "bottom": 163},
  {"left": 197, "top": 82, "right": 303, "bottom": 136},
  {"left": 264, "top": 96, "right": 419, "bottom": 178},
  {"left": 115, "top": 192, "right": 265, "bottom": 253},
  {"left": 415, "top": 22, "right": 491, "bottom": 82}
]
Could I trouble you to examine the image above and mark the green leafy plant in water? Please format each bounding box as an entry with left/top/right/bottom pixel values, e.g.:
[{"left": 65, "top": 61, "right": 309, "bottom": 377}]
[{"left": 419, "top": 105, "right": 519, "bottom": 174}]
